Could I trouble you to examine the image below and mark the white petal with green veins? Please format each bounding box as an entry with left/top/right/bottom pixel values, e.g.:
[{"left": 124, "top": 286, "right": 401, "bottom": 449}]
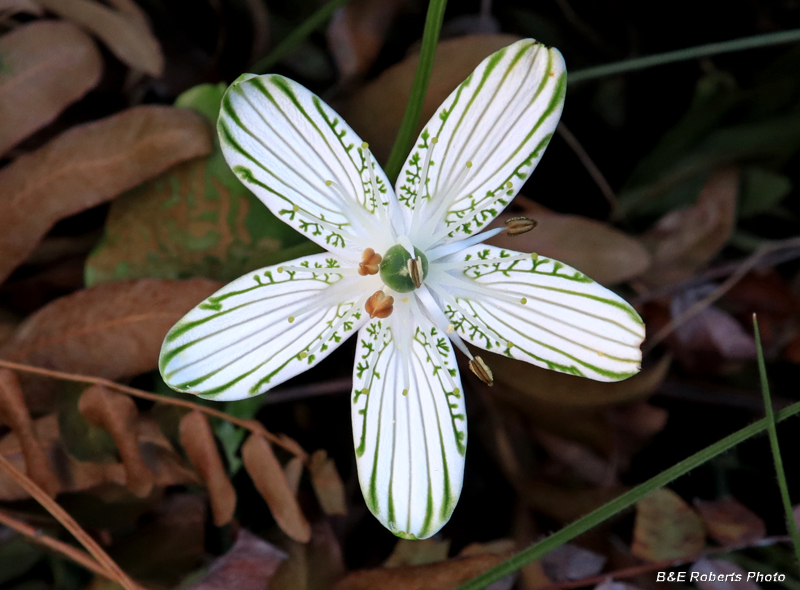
[
  {"left": 217, "top": 74, "right": 394, "bottom": 259},
  {"left": 432, "top": 245, "right": 644, "bottom": 382},
  {"left": 397, "top": 39, "right": 566, "bottom": 248},
  {"left": 160, "top": 254, "right": 368, "bottom": 401},
  {"left": 351, "top": 310, "right": 466, "bottom": 539}
]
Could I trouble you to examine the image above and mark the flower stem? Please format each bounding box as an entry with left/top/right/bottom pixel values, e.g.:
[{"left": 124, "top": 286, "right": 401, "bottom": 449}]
[
  {"left": 754, "top": 313, "right": 800, "bottom": 572},
  {"left": 384, "top": 0, "right": 448, "bottom": 182},
  {"left": 569, "top": 28, "right": 800, "bottom": 84},
  {"left": 456, "top": 394, "right": 800, "bottom": 590},
  {"left": 251, "top": 0, "right": 352, "bottom": 74}
]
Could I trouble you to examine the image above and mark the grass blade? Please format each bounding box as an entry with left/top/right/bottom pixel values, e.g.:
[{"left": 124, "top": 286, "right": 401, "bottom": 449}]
[
  {"left": 383, "top": 0, "right": 447, "bottom": 182},
  {"left": 754, "top": 313, "right": 800, "bottom": 570},
  {"left": 456, "top": 395, "right": 800, "bottom": 590}
]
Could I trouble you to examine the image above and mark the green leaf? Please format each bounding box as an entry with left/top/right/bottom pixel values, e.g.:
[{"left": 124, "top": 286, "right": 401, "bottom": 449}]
[
  {"left": 84, "top": 83, "right": 319, "bottom": 287},
  {"left": 0, "top": 539, "right": 44, "bottom": 585},
  {"left": 740, "top": 167, "right": 792, "bottom": 217},
  {"left": 215, "top": 396, "right": 266, "bottom": 475}
]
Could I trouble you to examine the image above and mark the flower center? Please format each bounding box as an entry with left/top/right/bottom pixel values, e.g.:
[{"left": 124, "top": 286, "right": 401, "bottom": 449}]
[{"left": 379, "top": 244, "right": 429, "bottom": 293}]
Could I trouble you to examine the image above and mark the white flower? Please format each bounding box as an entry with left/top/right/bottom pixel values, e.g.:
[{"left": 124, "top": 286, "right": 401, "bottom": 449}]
[{"left": 159, "top": 39, "right": 645, "bottom": 539}]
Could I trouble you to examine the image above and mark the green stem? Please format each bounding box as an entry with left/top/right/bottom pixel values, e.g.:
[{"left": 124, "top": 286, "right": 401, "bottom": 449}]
[
  {"left": 251, "top": 0, "right": 352, "bottom": 74},
  {"left": 569, "top": 28, "right": 800, "bottom": 84},
  {"left": 754, "top": 314, "right": 800, "bottom": 571},
  {"left": 383, "top": 0, "right": 448, "bottom": 182},
  {"left": 456, "top": 397, "right": 800, "bottom": 590}
]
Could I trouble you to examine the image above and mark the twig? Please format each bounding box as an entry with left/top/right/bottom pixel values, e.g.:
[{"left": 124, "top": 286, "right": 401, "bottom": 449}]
[
  {"left": 0, "top": 454, "right": 143, "bottom": 590},
  {"left": 644, "top": 236, "right": 800, "bottom": 352},
  {"left": 557, "top": 123, "right": 618, "bottom": 214},
  {"left": 0, "top": 359, "right": 308, "bottom": 462},
  {"left": 0, "top": 509, "right": 111, "bottom": 580}
]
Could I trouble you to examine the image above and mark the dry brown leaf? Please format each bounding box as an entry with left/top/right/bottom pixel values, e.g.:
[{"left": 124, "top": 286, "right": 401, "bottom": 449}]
[
  {"left": 36, "top": 0, "right": 164, "bottom": 76},
  {"left": 326, "top": 0, "right": 405, "bottom": 81},
  {"left": 488, "top": 203, "right": 651, "bottom": 285},
  {"left": 79, "top": 384, "right": 154, "bottom": 498},
  {"left": 331, "top": 552, "right": 513, "bottom": 590},
  {"left": 520, "top": 480, "right": 628, "bottom": 524},
  {"left": 242, "top": 433, "right": 311, "bottom": 542},
  {"left": 632, "top": 488, "right": 706, "bottom": 561},
  {"left": 540, "top": 544, "right": 606, "bottom": 582},
  {"left": 0, "top": 21, "right": 102, "bottom": 156},
  {"left": 179, "top": 410, "right": 236, "bottom": 527},
  {"left": 0, "top": 368, "right": 59, "bottom": 496},
  {"left": 341, "top": 34, "right": 521, "bottom": 163},
  {"left": 185, "top": 529, "right": 287, "bottom": 590},
  {"left": 640, "top": 168, "right": 739, "bottom": 286},
  {"left": 308, "top": 449, "right": 347, "bottom": 516},
  {"left": 0, "top": 106, "right": 212, "bottom": 285},
  {"left": 284, "top": 456, "right": 304, "bottom": 497},
  {"left": 534, "top": 430, "right": 617, "bottom": 486},
  {"left": 489, "top": 352, "right": 671, "bottom": 408},
  {"left": 0, "top": 279, "right": 221, "bottom": 411},
  {"left": 271, "top": 520, "right": 347, "bottom": 590},
  {"left": 0, "top": 413, "right": 198, "bottom": 500},
  {"left": 104, "top": 0, "right": 150, "bottom": 31},
  {"left": 694, "top": 497, "right": 766, "bottom": 546},
  {"left": 0, "top": 0, "right": 43, "bottom": 16}
]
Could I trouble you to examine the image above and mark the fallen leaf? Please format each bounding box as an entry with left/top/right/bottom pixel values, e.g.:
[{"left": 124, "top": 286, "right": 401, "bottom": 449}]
[
  {"left": 85, "top": 83, "right": 313, "bottom": 286},
  {"left": 384, "top": 538, "right": 451, "bottom": 568},
  {"left": 0, "top": 21, "right": 102, "bottom": 156},
  {"left": 241, "top": 433, "right": 311, "bottom": 542},
  {"left": 534, "top": 430, "right": 617, "bottom": 486},
  {"left": 488, "top": 352, "right": 670, "bottom": 408},
  {"left": 0, "top": 0, "right": 43, "bottom": 16},
  {"left": 540, "top": 544, "right": 606, "bottom": 582},
  {"left": 0, "top": 413, "right": 198, "bottom": 500},
  {"left": 694, "top": 497, "right": 766, "bottom": 546},
  {"left": 271, "top": 520, "right": 347, "bottom": 590},
  {"left": 326, "top": 0, "right": 406, "bottom": 81},
  {"left": 690, "top": 558, "right": 760, "bottom": 590},
  {"left": 104, "top": 0, "right": 150, "bottom": 31},
  {"left": 640, "top": 168, "right": 739, "bottom": 286},
  {"left": 0, "top": 369, "right": 59, "bottom": 496},
  {"left": 36, "top": 0, "right": 164, "bottom": 76},
  {"left": 0, "top": 106, "right": 212, "bottom": 285},
  {"left": 488, "top": 204, "right": 651, "bottom": 285},
  {"left": 340, "top": 34, "right": 521, "bottom": 163},
  {"left": 185, "top": 530, "right": 287, "bottom": 590},
  {"left": 0, "top": 279, "right": 221, "bottom": 411},
  {"left": 520, "top": 480, "right": 627, "bottom": 524},
  {"left": 284, "top": 456, "right": 304, "bottom": 496},
  {"left": 179, "top": 410, "right": 237, "bottom": 527},
  {"left": 332, "top": 552, "right": 513, "bottom": 590},
  {"left": 308, "top": 449, "right": 347, "bottom": 516},
  {"left": 79, "top": 384, "right": 154, "bottom": 498},
  {"left": 632, "top": 488, "right": 705, "bottom": 561}
]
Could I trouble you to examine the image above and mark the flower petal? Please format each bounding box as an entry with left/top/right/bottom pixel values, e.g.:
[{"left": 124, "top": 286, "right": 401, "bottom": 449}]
[
  {"left": 218, "top": 74, "right": 394, "bottom": 259},
  {"left": 160, "top": 254, "right": 369, "bottom": 401},
  {"left": 351, "top": 308, "right": 466, "bottom": 539},
  {"left": 431, "top": 245, "right": 644, "bottom": 382},
  {"left": 398, "top": 39, "right": 566, "bottom": 248}
]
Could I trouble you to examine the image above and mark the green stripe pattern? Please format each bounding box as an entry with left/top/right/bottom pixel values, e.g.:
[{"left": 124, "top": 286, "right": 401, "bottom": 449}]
[{"left": 351, "top": 315, "right": 466, "bottom": 540}]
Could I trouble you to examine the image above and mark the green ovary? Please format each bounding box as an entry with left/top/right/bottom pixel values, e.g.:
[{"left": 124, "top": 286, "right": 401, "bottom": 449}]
[{"left": 379, "top": 245, "right": 429, "bottom": 293}]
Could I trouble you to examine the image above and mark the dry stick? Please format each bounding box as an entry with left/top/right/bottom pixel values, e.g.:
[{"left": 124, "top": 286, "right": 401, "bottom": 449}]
[
  {"left": 556, "top": 123, "right": 618, "bottom": 215},
  {"left": 0, "top": 359, "right": 308, "bottom": 462},
  {"left": 0, "top": 509, "right": 111, "bottom": 580},
  {"left": 0, "top": 453, "right": 143, "bottom": 590},
  {"left": 644, "top": 235, "right": 800, "bottom": 352}
]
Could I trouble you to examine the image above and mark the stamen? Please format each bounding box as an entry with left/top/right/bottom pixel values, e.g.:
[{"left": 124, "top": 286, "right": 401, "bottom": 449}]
[
  {"left": 284, "top": 279, "right": 362, "bottom": 324},
  {"left": 289, "top": 202, "right": 364, "bottom": 247},
  {"left": 397, "top": 235, "right": 416, "bottom": 259},
  {"left": 420, "top": 161, "right": 473, "bottom": 237},
  {"left": 505, "top": 217, "right": 538, "bottom": 237},
  {"left": 434, "top": 272, "right": 530, "bottom": 307},
  {"left": 359, "top": 320, "right": 389, "bottom": 396},
  {"left": 413, "top": 287, "right": 473, "bottom": 359},
  {"left": 426, "top": 227, "right": 505, "bottom": 260},
  {"left": 432, "top": 252, "right": 536, "bottom": 271},
  {"left": 365, "top": 290, "right": 394, "bottom": 319},
  {"left": 408, "top": 296, "right": 462, "bottom": 394},
  {"left": 427, "top": 283, "right": 508, "bottom": 347},
  {"left": 469, "top": 356, "right": 494, "bottom": 386},
  {"left": 278, "top": 265, "right": 360, "bottom": 276},
  {"left": 324, "top": 179, "right": 378, "bottom": 236},
  {"left": 358, "top": 248, "right": 382, "bottom": 276},
  {"left": 410, "top": 136, "right": 437, "bottom": 230},
  {"left": 408, "top": 256, "right": 424, "bottom": 288}
]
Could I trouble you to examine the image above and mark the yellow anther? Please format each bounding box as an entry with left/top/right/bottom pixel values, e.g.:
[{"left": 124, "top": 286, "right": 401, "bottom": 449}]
[
  {"left": 361, "top": 142, "right": 369, "bottom": 149},
  {"left": 288, "top": 316, "right": 295, "bottom": 323},
  {"left": 520, "top": 297, "right": 528, "bottom": 305},
  {"left": 506, "top": 181, "right": 512, "bottom": 189},
  {"left": 299, "top": 352, "right": 308, "bottom": 359},
  {"left": 325, "top": 180, "right": 332, "bottom": 186},
  {"left": 531, "top": 252, "right": 539, "bottom": 260},
  {"left": 453, "top": 387, "right": 460, "bottom": 395},
  {"left": 466, "top": 161, "right": 473, "bottom": 168},
  {"left": 402, "top": 389, "right": 408, "bottom": 396},
  {"left": 431, "top": 137, "right": 438, "bottom": 144},
  {"left": 292, "top": 204, "right": 299, "bottom": 212},
  {"left": 446, "top": 323, "right": 455, "bottom": 334}
]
